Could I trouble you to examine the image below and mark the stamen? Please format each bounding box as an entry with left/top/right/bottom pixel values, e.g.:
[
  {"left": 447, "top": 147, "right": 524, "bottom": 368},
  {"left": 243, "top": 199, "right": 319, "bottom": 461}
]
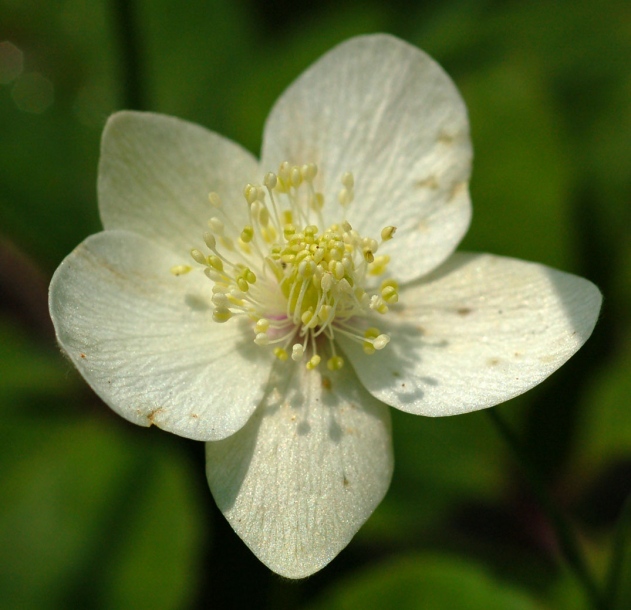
[{"left": 185, "top": 162, "right": 398, "bottom": 369}]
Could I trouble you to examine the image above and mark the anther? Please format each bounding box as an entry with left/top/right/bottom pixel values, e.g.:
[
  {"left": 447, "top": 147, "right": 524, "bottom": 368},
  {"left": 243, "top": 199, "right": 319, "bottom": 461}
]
[
  {"left": 212, "top": 307, "right": 233, "bottom": 323},
  {"left": 190, "top": 249, "right": 207, "bottom": 265},
  {"left": 208, "top": 217, "right": 224, "bottom": 234},
  {"left": 381, "top": 226, "right": 396, "bottom": 241},
  {"left": 208, "top": 192, "right": 222, "bottom": 207},
  {"left": 170, "top": 265, "right": 192, "bottom": 276}
]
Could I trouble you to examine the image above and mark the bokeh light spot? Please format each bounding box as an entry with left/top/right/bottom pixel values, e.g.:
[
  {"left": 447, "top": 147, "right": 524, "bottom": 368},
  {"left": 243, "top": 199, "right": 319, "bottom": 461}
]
[{"left": 0, "top": 40, "right": 24, "bottom": 84}]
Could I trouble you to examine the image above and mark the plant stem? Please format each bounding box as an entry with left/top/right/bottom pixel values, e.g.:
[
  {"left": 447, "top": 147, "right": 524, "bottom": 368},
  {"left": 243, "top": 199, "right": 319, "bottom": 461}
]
[
  {"left": 486, "top": 408, "right": 606, "bottom": 610},
  {"left": 111, "top": 0, "right": 147, "bottom": 110},
  {"left": 605, "top": 494, "right": 631, "bottom": 609}
]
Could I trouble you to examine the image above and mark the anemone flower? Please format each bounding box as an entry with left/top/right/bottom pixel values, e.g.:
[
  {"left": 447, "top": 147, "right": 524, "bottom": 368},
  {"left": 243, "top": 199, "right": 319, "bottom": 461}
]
[{"left": 49, "top": 34, "right": 602, "bottom": 578}]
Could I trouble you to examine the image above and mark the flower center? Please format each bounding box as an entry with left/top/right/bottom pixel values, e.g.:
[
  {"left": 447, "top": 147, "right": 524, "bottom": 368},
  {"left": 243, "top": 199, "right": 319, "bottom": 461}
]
[{"left": 174, "top": 162, "right": 398, "bottom": 371}]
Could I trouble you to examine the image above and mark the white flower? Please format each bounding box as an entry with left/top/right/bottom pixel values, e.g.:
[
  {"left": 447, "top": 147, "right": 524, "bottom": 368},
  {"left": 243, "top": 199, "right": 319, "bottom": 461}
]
[{"left": 49, "top": 34, "right": 602, "bottom": 578}]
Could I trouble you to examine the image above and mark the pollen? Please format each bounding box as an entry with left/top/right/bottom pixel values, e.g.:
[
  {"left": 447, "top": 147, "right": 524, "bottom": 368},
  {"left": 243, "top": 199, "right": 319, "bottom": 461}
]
[{"left": 182, "top": 162, "right": 398, "bottom": 369}]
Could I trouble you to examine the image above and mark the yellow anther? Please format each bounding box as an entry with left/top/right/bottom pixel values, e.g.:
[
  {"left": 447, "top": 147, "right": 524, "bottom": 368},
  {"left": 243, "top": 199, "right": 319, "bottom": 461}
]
[
  {"left": 212, "top": 307, "right": 233, "bottom": 323},
  {"left": 365, "top": 327, "right": 380, "bottom": 339},
  {"left": 278, "top": 161, "right": 291, "bottom": 184},
  {"left": 208, "top": 192, "right": 222, "bottom": 207},
  {"left": 190, "top": 249, "right": 207, "bottom": 265},
  {"left": 208, "top": 255, "right": 223, "bottom": 272},
  {"left": 363, "top": 248, "right": 374, "bottom": 263},
  {"left": 261, "top": 226, "right": 277, "bottom": 243},
  {"left": 299, "top": 259, "right": 316, "bottom": 277},
  {"left": 264, "top": 172, "right": 277, "bottom": 189},
  {"left": 208, "top": 217, "right": 224, "bottom": 234},
  {"left": 311, "top": 192, "right": 324, "bottom": 210},
  {"left": 237, "top": 277, "right": 249, "bottom": 292},
  {"left": 203, "top": 232, "right": 217, "bottom": 249},
  {"left": 327, "top": 356, "right": 344, "bottom": 371},
  {"left": 212, "top": 293, "right": 229, "bottom": 307},
  {"left": 244, "top": 184, "right": 258, "bottom": 204},
  {"left": 313, "top": 247, "right": 325, "bottom": 264},
  {"left": 255, "top": 318, "right": 270, "bottom": 333},
  {"left": 258, "top": 205, "right": 270, "bottom": 227},
  {"left": 283, "top": 224, "right": 296, "bottom": 239},
  {"left": 274, "top": 347, "right": 289, "bottom": 361},
  {"left": 306, "top": 354, "right": 321, "bottom": 370},
  {"left": 170, "top": 265, "right": 192, "bottom": 276},
  {"left": 301, "top": 163, "right": 317, "bottom": 181},
  {"left": 254, "top": 333, "right": 269, "bottom": 346},
  {"left": 381, "top": 287, "right": 398, "bottom": 304},
  {"left": 291, "top": 344, "right": 304, "bottom": 361},
  {"left": 341, "top": 171, "right": 354, "bottom": 190},
  {"left": 240, "top": 226, "right": 254, "bottom": 243},
  {"left": 318, "top": 305, "right": 332, "bottom": 324},
  {"left": 381, "top": 226, "right": 397, "bottom": 241},
  {"left": 373, "top": 334, "right": 390, "bottom": 350},
  {"left": 338, "top": 188, "right": 353, "bottom": 206},
  {"left": 290, "top": 166, "right": 302, "bottom": 187},
  {"left": 369, "top": 254, "right": 390, "bottom": 276}
]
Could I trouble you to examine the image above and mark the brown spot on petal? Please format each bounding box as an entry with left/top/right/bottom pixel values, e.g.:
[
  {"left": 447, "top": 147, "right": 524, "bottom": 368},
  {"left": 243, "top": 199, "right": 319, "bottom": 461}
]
[
  {"left": 321, "top": 376, "right": 332, "bottom": 390},
  {"left": 79, "top": 353, "right": 86, "bottom": 359},
  {"left": 456, "top": 307, "right": 473, "bottom": 316},
  {"left": 438, "top": 130, "right": 457, "bottom": 145},
  {"left": 416, "top": 175, "right": 439, "bottom": 189},
  {"left": 487, "top": 358, "right": 500, "bottom": 367},
  {"left": 448, "top": 182, "right": 467, "bottom": 202},
  {"left": 147, "top": 408, "right": 165, "bottom": 426}
]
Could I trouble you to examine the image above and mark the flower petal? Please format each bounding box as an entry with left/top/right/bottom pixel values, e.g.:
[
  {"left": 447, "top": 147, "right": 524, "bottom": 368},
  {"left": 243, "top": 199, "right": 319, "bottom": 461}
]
[
  {"left": 339, "top": 253, "right": 602, "bottom": 416},
  {"left": 261, "top": 34, "right": 472, "bottom": 281},
  {"left": 49, "top": 230, "right": 272, "bottom": 440},
  {"left": 206, "top": 360, "right": 393, "bottom": 578},
  {"left": 99, "top": 111, "right": 260, "bottom": 256}
]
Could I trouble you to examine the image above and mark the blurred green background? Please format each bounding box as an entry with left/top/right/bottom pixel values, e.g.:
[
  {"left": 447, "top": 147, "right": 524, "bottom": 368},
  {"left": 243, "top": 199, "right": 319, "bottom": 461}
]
[{"left": 1, "top": 0, "right": 630, "bottom": 608}]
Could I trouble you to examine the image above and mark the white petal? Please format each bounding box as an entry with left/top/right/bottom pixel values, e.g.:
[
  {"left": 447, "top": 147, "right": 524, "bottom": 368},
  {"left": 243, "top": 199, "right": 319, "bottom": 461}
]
[
  {"left": 49, "top": 230, "right": 272, "bottom": 440},
  {"left": 340, "top": 253, "right": 602, "bottom": 416},
  {"left": 99, "top": 111, "right": 260, "bottom": 256},
  {"left": 206, "top": 360, "right": 393, "bottom": 578},
  {"left": 261, "top": 34, "right": 472, "bottom": 281}
]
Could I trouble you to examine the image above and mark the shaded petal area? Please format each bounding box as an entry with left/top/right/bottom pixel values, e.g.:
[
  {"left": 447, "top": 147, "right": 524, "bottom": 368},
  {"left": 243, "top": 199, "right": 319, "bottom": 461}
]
[
  {"left": 99, "top": 111, "right": 260, "bottom": 257},
  {"left": 340, "top": 253, "right": 602, "bottom": 416},
  {"left": 261, "top": 34, "right": 472, "bottom": 282},
  {"left": 49, "top": 230, "right": 271, "bottom": 440},
  {"left": 206, "top": 360, "right": 393, "bottom": 578}
]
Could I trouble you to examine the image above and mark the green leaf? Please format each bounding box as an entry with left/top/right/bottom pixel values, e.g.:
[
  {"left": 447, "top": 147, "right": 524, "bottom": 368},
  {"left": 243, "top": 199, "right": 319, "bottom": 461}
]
[
  {"left": 362, "top": 408, "right": 507, "bottom": 541},
  {"left": 577, "top": 340, "right": 631, "bottom": 465},
  {"left": 306, "top": 553, "right": 545, "bottom": 610},
  {"left": 0, "top": 414, "right": 207, "bottom": 610},
  {"left": 458, "top": 61, "right": 573, "bottom": 270}
]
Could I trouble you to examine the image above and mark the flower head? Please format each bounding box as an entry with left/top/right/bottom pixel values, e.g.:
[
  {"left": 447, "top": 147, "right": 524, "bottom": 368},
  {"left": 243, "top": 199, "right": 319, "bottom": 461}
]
[{"left": 49, "top": 34, "right": 602, "bottom": 578}]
